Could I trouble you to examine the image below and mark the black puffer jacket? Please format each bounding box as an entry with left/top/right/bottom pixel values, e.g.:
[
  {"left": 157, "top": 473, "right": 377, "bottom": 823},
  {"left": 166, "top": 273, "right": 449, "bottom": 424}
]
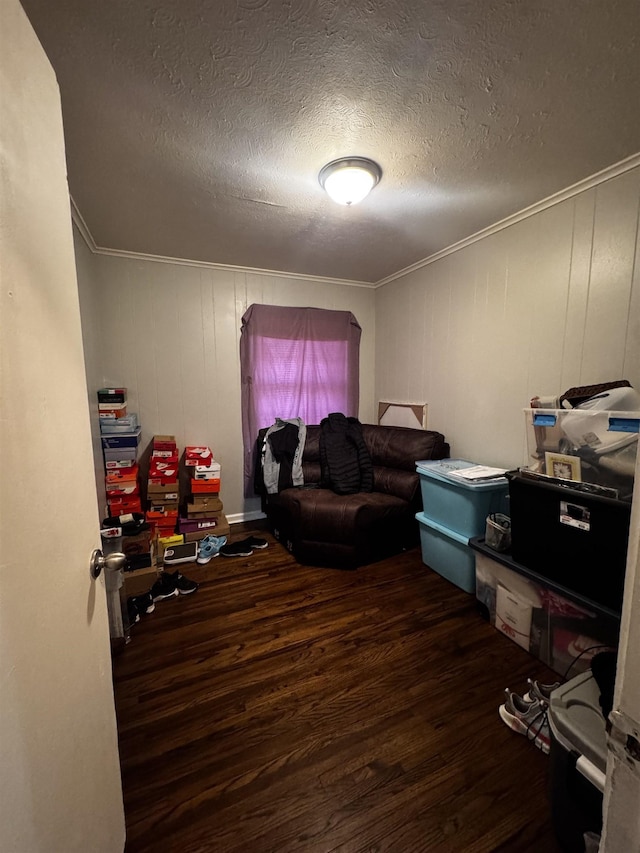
[{"left": 319, "top": 413, "right": 373, "bottom": 495}]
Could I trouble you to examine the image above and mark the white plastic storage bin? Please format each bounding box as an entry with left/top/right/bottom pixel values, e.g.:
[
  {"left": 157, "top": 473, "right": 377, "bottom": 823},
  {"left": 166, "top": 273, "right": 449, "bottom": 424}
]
[
  {"left": 416, "top": 459, "right": 509, "bottom": 539},
  {"left": 523, "top": 402, "right": 639, "bottom": 500},
  {"left": 416, "top": 512, "right": 476, "bottom": 593}
]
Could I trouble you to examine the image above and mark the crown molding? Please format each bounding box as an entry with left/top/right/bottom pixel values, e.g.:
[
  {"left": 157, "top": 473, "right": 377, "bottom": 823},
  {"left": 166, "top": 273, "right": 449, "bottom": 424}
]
[
  {"left": 70, "top": 150, "right": 640, "bottom": 291},
  {"left": 69, "top": 202, "right": 374, "bottom": 289},
  {"left": 70, "top": 196, "right": 97, "bottom": 251},
  {"left": 374, "top": 150, "right": 640, "bottom": 288}
]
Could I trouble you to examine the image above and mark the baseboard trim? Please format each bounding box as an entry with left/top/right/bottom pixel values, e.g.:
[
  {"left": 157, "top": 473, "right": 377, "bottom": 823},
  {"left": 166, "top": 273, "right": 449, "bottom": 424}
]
[{"left": 227, "top": 510, "right": 267, "bottom": 525}]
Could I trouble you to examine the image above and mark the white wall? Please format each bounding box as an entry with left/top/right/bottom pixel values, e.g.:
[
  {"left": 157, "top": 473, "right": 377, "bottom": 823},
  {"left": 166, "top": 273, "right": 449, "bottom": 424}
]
[
  {"left": 77, "top": 253, "right": 377, "bottom": 518},
  {"left": 75, "top": 227, "right": 108, "bottom": 508},
  {"left": 375, "top": 167, "right": 640, "bottom": 467},
  {"left": 1, "top": 2, "right": 125, "bottom": 850}
]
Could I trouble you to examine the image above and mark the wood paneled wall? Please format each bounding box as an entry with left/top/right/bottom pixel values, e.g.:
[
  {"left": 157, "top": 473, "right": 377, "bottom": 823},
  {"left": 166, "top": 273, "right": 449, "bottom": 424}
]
[
  {"left": 76, "top": 252, "right": 376, "bottom": 518},
  {"left": 375, "top": 167, "right": 640, "bottom": 468}
]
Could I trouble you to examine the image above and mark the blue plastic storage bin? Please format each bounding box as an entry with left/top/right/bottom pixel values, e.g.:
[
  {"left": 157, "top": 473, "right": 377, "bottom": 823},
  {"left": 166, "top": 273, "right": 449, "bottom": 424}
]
[
  {"left": 416, "top": 459, "right": 509, "bottom": 539},
  {"left": 416, "top": 512, "right": 476, "bottom": 593}
]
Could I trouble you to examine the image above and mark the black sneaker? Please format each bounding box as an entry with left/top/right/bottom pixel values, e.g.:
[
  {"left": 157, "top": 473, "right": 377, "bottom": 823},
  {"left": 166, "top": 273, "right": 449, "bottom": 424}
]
[
  {"left": 127, "top": 597, "right": 140, "bottom": 624},
  {"left": 130, "top": 592, "right": 155, "bottom": 615},
  {"left": 167, "top": 571, "right": 198, "bottom": 595},
  {"left": 245, "top": 536, "right": 268, "bottom": 550},
  {"left": 220, "top": 540, "right": 254, "bottom": 557},
  {"left": 151, "top": 572, "right": 179, "bottom": 602}
]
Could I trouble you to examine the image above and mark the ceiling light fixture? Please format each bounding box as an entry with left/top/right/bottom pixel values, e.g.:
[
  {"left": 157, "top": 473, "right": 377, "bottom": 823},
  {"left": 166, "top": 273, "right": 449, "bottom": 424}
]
[{"left": 319, "top": 157, "right": 382, "bottom": 206}]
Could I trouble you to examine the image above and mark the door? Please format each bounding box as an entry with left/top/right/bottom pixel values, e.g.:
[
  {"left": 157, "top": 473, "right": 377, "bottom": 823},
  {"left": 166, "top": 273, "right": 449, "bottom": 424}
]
[{"left": 0, "top": 3, "right": 125, "bottom": 851}]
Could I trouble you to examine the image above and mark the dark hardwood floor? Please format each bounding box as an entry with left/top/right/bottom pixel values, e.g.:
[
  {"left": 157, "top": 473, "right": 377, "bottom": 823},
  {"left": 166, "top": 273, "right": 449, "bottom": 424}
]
[{"left": 113, "top": 525, "right": 562, "bottom": 853}]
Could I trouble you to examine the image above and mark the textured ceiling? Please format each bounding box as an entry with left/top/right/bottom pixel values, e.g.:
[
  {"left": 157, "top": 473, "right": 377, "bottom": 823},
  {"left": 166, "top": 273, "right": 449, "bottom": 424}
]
[{"left": 20, "top": 0, "right": 640, "bottom": 283}]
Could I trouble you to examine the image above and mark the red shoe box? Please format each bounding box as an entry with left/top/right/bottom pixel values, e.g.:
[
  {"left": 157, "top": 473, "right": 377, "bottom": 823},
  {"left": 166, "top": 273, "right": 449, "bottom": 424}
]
[
  {"left": 149, "top": 459, "right": 179, "bottom": 479},
  {"left": 185, "top": 446, "right": 213, "bottom": 466},
  {"left": 152, "top": 435, "right": 177, "bottom": 452},
  {"left": 108, "top": 497, "right": 142, "bottom": 514},
  {"left": 99, "top": 404, "right": 128, "bottom": 419},
  {"left": 191, "top": 478, "right": 220, "bottom": 494},
  {"left": 105, "top": 464, "right": 138, "bottom": 485},
  {"left": 107, "top": 484, "right": 140, "bottom": 499},
  {"left": 147, "top": 509, "right": 178, "bottom": 524}
]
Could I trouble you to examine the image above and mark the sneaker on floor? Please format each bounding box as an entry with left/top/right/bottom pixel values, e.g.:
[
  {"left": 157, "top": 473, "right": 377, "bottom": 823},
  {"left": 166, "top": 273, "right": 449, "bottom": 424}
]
[
  {"left": 151, "top": 572, "right": 179, "bottom": 602},
  {"left": 129, "top": 591, "right": 155, "bottom": 615},
  {"left": 196, "top": 534, "right": 227, "bottom": 565},
  {"left": 498, "top": 688, "right": 551, "bottom": 754},
  {"left": 167, "top": 570, "right": 198, "bottom": 595},
  {"left": 523, "top": 678, "right": 561, "bottom": 704},
  {"left": 245, "top": 535, "right": 268, "bottom": 550},
  {"left": 220, "top": 540, "right": 254, "bottom": 557}
]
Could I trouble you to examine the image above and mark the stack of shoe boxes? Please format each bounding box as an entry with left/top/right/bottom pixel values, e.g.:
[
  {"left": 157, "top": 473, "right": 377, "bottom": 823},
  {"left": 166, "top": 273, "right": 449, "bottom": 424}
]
[
  {"left": 146, "top": 435, "right": 180, "bottom": 538},
  {"left": 179, "top": 446, "right": 230, "bottom": 542},
  {"left": 99, "top": 388, "right": 153, "bottom": 572},
  {"left": 99, "top": 387, "right": 142, "bottom": 516}
]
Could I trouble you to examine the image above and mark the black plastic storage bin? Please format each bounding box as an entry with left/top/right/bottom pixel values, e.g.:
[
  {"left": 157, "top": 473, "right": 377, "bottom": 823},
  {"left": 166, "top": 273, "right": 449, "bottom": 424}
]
[
  {"left": 506, "top": 471, "right": 631, "bottom": 613},
  {"left": 548, "top": 672, "right": 607, "bottom": 852}
]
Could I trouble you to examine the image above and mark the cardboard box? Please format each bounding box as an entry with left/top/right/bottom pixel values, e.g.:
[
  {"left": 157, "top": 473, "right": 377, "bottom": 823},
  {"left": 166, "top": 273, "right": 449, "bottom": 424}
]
[
  {"left": 496, "top": 584, "right": 533, "bottom": 651},
  {"left": 158, "top": 534, "right": 184, "bottom": 547},
  {"left": 147, "top": 483, "right": 180, "bottom": 503},
  {"left": 103, "top": 447, "right": 138, "bottom": 464},
  {"left": 124, "top": 566, "right": 159, "bottom": 597},
  {"left": 121, "top": 530, "right": 152, "bottom": 557},
  {"left": 101, "top": 429, "right": 142, "bottom": 450},
  {"left": 149, "top": 459, "right": 178, "bottom": 478},
  {"left": 185, "top": 510, "right": 223, "bottom": 519},
  {"left": 182, "top": 520, "right": 230, "bottom": 543},
  {"left": 105, "top": 458, "right": 136, "bottom": 469},
  {"left": 108, "top": 498, "right": 142, "bottom": 514},
  {"left": 146, "top": 509, "right": 178, "bottom": 522},
  {"left": 185, "top": 446, "right": 213, "bottom": 466},
  {"left": 97, "top": 388, "right": 127, "bottom": 404},
  {"left": 152, "top": 435, "right": 177, "bottom": 451},
  {"left": 194, "top": 462, "right": 221, "bottom": 480},
  {"left": 188, "top": 495, "right": 223, "bottom": 511},
  {"left": 105, "top": 464, "right": 138, "bottom": 483},
  {"left": 148, "top": 501, "right": 180, "bottom": 513},
  {"left": 100, "top": 414, "right": 139, "bottom": 433},
  {"left": 190, "top": 479, "right": 220, "bottom": 494},
  {"left": 106, "top": 485, "right": 139, "bottom": 499}
]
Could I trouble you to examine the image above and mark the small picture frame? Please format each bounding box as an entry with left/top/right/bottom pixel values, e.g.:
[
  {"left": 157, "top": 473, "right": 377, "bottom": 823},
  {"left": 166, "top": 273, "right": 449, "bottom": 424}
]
[{"left": 544, "top": 452, "right": 582, "bottom": 482}]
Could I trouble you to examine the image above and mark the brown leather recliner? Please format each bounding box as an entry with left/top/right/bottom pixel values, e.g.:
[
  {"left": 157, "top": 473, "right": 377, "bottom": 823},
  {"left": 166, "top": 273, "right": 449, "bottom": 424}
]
[{"left": 257, "top": 423, "right": 449, "bottom": 568}]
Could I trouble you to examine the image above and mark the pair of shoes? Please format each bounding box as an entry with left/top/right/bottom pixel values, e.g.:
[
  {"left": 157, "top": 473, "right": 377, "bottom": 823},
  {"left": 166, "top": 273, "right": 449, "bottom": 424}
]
[
  {"left": 498, "top": 688, "right": 551, "bottom": 754},
  {"left": 127, "top": 592, "right": 155, "bottom": 624},
  {"left": 169, "top": 570, "right": 198, "bottom": 595},
  {"left": 220, "top": 536, "right": 268, "bottom": 557},
  {"left": 196, "top": 534, "right": 227, "bottom": 565},
  {"left": 524, "top": 677, "right": 560, "bottom": 704},
  {"left": 151, "top": 570, "right": 198, "bottom": 601}
]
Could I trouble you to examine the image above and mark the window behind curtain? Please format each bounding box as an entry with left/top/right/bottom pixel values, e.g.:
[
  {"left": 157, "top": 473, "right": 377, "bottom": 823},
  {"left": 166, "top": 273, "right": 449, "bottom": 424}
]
[{"left": 240, "top": 304, "right": 362, "bottom": 491}]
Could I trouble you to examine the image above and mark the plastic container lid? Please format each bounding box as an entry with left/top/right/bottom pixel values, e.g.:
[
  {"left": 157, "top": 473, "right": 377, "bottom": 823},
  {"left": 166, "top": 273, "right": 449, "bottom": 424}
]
[
  {"left": 415, "top": 458, "right": 508, "bottom": 491},
  {"left": 548, "top": 671, "right": 608, "bottom": 772}
]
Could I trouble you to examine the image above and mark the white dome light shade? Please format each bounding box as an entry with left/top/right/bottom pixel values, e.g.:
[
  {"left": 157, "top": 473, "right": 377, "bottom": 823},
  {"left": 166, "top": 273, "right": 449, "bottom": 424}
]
[{"left": 319, "top": 157, "right": 382, "bottom": 205}]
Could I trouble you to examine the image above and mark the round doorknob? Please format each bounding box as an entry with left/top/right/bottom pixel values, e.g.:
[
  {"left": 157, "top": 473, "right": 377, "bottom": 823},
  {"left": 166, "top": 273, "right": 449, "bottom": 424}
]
[{"left": 90, "top": 549, "right": 127, "bottom": 579}]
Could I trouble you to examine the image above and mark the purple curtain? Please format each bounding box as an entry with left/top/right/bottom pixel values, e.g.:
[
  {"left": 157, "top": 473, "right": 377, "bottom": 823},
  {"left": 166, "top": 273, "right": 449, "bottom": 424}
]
[{"left": 240, "top": 304, "right": 362, "bottom": 492}]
